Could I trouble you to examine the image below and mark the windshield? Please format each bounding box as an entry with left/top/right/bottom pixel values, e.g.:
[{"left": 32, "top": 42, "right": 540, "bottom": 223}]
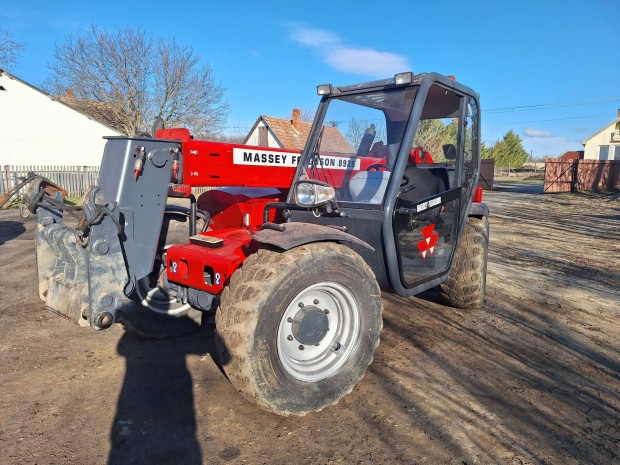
[{"left": 296, "top": 86, "right": 418, "bottom": 205}]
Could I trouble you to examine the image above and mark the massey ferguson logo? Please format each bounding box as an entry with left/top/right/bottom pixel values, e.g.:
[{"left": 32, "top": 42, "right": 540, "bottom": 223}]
[
  {"left": 233, "top": 148, "right": 299, "bottom": 167},
  {"left": 232, "top": 148, "right": 360, "bottom": 170},
  {"left": 417, "top": 224, "right": 439, "bottom": 259}
]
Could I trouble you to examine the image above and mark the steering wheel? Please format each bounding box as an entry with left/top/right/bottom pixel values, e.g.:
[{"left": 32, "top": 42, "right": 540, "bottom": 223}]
[{"left": 366, "top": 163, "right": 388, "bottom": 171}]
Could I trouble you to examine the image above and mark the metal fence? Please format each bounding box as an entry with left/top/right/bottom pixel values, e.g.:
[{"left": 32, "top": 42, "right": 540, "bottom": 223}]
[
  {"left": 544, "top": 159, "right": 620, "bottom": 193},
  {"left": 1, "top": 165, "right": 99, "bottom": 198},
  {"left": 1, "top": 165, "right": 212, "bottom": 198}
]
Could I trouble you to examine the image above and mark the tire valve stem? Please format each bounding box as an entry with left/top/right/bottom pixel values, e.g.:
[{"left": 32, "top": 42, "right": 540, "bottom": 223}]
[{"left": 332, "top": 342, "right": 341, "bottom": 352}]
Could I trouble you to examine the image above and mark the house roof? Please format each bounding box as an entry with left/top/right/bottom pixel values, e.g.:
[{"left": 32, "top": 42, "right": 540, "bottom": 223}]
[
  {"left": 248, "top": 114, "right": 353, "bottom": 153},
  {"left": 557, "top": 151, "right": 584, "bottom": 160},
  {"left": 581, "top": 113, "right": 620, "bottom": 145},
  {"left": 57, "top": 92, "right": 127, "bottom": 134}
]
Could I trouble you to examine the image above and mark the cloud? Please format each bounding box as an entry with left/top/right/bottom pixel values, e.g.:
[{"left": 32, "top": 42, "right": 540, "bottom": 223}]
[
  {"left": 286, "top": 24, "right": 410, "bottom": 77},
  {"left": 523, "top": 128, "right": 554, "bottom": 138}
]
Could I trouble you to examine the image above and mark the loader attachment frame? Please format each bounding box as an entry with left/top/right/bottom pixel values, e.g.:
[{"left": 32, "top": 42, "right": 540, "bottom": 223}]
[{"left": 32, "top": 136, "right": 179, "bottom": 329}]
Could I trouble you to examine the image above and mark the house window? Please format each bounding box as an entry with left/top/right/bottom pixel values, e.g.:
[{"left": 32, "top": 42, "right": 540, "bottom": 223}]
[
  {"left": 259, "top": 126, "right": 268, "bottom": 147},
  {"left": 598, "top": 145, "right": 609, "bottom": 160},
  {"left": 612, "top": 145, "right": 620, "bottom": 160}
]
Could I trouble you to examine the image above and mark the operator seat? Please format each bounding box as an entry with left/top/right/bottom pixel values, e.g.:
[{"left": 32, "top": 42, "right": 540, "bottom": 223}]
[
  {"left": 397, "top": 165, "right": 449, "bottom": 208},
  {"left": 348, "top": 144, "right": 398, "bottom": 204}
]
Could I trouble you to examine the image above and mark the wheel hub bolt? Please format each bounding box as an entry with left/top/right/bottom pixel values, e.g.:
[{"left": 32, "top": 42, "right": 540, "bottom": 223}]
[
  {"left": 287, "top": 317, "right": 293, "bottom": 323},
  {"left": 299, "top": 345, "right": 304, "bottom": 351},
  {"left": 324, "top": 309, "right": 329, "bottom": 314},
  {"left": 287, "top": 335, "right": 293, "bottom": 341},
  {"left": 313, "top": 299, "right": 319, "bottom": 305},
  {"left": 298, "top": 302, "right": 304, "bottom": 308}
]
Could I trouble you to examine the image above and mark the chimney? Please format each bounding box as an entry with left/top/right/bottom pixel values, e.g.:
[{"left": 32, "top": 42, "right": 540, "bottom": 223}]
[
  {"left": 292, "top": 108, "right": 301, "bottom": 130},
  {"left": 617, "top": 108, "right": 620, "bottom": 118},
  {"left": 65, "top": 89, "right": 75, "bottom": 100}
]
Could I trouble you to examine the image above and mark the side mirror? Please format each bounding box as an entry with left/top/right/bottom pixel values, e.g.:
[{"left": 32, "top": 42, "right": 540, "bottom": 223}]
[{"left": 443, "top": 144, "right": 457, "bottom": 160}]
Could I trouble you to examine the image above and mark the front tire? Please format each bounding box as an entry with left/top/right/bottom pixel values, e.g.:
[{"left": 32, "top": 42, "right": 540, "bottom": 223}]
[{"left": 215, "top": 243, "right": 382, "bottom": 416}]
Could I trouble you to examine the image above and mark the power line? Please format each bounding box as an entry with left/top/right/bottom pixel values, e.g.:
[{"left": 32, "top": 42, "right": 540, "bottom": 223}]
[
  {"left": 485, "top": 114, "right": 607, "bottom": 126},
  {"left": 484, "top": 97, "right": 620, "bottom": 114}
]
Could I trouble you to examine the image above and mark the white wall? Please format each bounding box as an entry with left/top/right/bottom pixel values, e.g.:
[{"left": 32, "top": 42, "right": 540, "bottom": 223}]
[
  {"left": 0, "top": 72, "right": 121, "bottom": 167},
  {"left": 244, "top": 119, "right": 282, "bottom": 148},
  {"left": 583, "top": 120, "right": 620, "bottom": 160}
]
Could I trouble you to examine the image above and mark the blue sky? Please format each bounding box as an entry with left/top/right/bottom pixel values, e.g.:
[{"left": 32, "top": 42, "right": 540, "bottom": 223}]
[{"left": 2, "top": 0, "right": 619, "bottom": 157}]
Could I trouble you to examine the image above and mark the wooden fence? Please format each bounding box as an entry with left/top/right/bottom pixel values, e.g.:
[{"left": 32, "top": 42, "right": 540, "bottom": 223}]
[
  {"left": 1, "top": 165, "right": 212, "bottom": 198},
  {"left": 544, "top": 159, "right": 620, "bottom": 193}
]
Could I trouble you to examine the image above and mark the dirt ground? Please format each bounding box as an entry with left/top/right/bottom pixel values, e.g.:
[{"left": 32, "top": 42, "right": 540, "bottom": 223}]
[{"left": 0, "top": 182, "right": 618, "bottom": 465}]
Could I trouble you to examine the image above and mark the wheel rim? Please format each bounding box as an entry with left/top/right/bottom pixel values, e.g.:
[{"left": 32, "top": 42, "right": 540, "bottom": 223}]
[
  {"left": 277, "top": 281, "right": 361, "bottom": 382},
  {"left": 135, "top": 271, "right": 192, "bottom": 316}
]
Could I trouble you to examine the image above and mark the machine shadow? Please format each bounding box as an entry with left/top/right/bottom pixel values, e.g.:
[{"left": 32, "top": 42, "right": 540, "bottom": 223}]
[
  {"left": 108, "top": 313, "right": 216, "bottom": 465},
  {"left": 0, "top": 220, "right": 27, "bottom": 245}
]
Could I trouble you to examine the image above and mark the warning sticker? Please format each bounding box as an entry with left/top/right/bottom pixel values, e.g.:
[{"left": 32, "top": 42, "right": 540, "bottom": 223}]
[{"left": 232, "top": 148, "right": 360, "bottom": 170}]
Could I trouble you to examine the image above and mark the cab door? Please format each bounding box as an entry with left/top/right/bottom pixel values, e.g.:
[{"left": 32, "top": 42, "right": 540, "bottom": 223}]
[{"left": 389, "top": 83, "right": 477, "bottom": 294}]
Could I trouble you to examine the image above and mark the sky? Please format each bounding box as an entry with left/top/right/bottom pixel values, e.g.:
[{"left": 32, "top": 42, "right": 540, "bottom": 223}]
[{"left": 2, "top": 0, "right": 619, "bottom": 158}]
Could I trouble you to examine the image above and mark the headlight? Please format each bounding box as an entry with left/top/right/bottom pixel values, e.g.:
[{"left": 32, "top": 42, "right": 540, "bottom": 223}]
[{"left": 295, "top": 181, "right": 335, "bottom": 207}]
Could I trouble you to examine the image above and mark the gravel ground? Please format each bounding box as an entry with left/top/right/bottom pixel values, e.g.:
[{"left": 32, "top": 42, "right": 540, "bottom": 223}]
[{"left": 0, "top": 182, "right": 618, "bottom": 465}]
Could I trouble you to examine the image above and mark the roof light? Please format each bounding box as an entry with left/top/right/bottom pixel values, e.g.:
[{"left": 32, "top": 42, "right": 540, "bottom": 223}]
[
  {"left": 394, "top": 72, "right": 414, "bottom": 85},
  {"left": 447, "top": 75, "right": 456, "bottom": 81},
  {"left": 317, "top": 84, "right": 333, "bottom": 96}
]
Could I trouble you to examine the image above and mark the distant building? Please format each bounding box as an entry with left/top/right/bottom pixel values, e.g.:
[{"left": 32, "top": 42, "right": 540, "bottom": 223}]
[
  {"left": 582, "top": 109, "right": 620, "bottom": 160},
  {"left": 244, "top": 108, "right": 352, "bottom": 153},
  {"left": 557, "top": 151, "right": 584, "bottom": 160},
  {"left": 0, "top": 69, "right": 121, "bottom": 167}
]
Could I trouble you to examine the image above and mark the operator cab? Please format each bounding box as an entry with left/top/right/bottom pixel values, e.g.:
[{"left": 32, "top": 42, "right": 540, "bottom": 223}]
[{"left": 287, "top": 72, "right": 481, "bottom": 297}]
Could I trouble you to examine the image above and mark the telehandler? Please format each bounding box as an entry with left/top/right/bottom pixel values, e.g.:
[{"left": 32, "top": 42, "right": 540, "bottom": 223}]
[{"left": 27, "top": 71, "right": 488, "bottom": 415}]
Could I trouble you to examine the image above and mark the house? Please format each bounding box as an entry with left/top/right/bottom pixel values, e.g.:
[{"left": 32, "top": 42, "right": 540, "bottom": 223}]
[
  {"left": 582, "top": 109, "right": 620, "bottom": 160},
  {"left": 243, "top": 108, "right": 353, "bottom": 153},
  {"left": 0, "top": 69, "right": 122, "bottom": 167}
]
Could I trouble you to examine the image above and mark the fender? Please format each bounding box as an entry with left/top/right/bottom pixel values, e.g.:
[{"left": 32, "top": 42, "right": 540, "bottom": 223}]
[
  {"left": 252, "top": 222, "right": 375, "bottom": 252},
  {"left": 468, "top": 202, "right": 489, "bottom": 217}
]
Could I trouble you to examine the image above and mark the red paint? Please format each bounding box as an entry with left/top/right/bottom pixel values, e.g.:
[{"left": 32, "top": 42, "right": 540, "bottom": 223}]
[
  {"left": 166, "top": 228, "right": 258, "bottom": 293},
  {"left": 197, "top": 189, "right": 286, "bottom": 230},
  {"left": 472, "top": 186, "right": 483, "bottom": 203}
]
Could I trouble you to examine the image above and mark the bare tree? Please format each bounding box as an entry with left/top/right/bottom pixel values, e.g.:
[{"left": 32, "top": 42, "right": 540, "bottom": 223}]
[
  {"left": 345, "top": 118, "right": 386, "bottom": 151},
  {"left": 46, "top": 25, "right": 229, "bottom": 136},
  {"left": 0, "top": 29, "right": 25, "bottom": 69},
  {"left": 301, "top": 108, "right": 315, "bottom": 123}
]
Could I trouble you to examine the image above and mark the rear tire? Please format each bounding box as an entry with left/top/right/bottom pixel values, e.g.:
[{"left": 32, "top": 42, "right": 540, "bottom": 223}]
[
  {"left": 215, "top": 243, "right": 383, "bottom": 416},
  {"left": 440, "top": 216, "right": 489, "bottom": 309}
]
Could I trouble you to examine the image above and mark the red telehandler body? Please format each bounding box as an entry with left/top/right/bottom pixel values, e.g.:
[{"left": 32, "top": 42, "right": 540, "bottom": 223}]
[{"left": 28, "top": 71, "right": 488, "bottom": 415}]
